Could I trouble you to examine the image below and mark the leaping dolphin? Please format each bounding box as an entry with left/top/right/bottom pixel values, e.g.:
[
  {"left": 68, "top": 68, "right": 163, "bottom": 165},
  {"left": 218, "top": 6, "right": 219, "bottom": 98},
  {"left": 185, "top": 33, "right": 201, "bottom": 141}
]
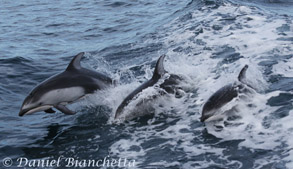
[
  {"left": 200, "top": 65, "right": 254, "bottom": 122},
  {"left": 114, "top": 55, "right": 183, "bottom": 120},
  {"left": 19, "top": 52, "right": 113, "bottom": 116}
]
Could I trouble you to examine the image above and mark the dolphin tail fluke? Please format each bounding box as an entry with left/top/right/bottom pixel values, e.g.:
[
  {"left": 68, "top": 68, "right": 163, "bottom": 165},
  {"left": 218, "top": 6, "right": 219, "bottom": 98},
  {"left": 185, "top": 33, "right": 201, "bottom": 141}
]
[
  {"left": 238, "top": 65, "right": 248, "bottom": 83},
  {"left": 152, "top": 55, "right": 167, "bottom": 80},
  {"left": 66, "top": 52, "right": 85, "bottom": 71},
  {"left": 54, "top": 104, "right": 76, "bottom": 115}
]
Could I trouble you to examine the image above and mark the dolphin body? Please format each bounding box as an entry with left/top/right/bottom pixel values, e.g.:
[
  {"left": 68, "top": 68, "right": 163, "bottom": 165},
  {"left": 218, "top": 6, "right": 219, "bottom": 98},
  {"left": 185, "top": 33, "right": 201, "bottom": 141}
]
[
  {"left": 114, "top": 55, "right": 182, "bottom": 120},
  {"left": 19, "top": 52, "right": 113, "bottom": 116},
  {"left": 200, "top": 65, "right": 254, "bottom": 122}
]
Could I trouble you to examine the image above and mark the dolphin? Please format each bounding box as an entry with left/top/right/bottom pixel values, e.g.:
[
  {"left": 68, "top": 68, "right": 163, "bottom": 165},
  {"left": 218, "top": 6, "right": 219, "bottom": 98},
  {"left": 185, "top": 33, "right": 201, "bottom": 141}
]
[
  {"left": 200, "top": 65, "right": 254, "bottom": 122},
  {"left": 19, "top": 52, "right": 113, "bottom": 116},
  {"left": 114, "top": 55, "right": 183, "bottom": 120}
]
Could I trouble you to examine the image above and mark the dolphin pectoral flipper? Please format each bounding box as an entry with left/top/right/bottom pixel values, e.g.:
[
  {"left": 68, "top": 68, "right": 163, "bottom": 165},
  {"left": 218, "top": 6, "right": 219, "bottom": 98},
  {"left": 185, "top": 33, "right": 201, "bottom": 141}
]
[
  {"left": 54, "top": 104, "right": 76, "bottom": 115},
  {"left": 44, "top": 108, "right": 56, "bottom": 113}
]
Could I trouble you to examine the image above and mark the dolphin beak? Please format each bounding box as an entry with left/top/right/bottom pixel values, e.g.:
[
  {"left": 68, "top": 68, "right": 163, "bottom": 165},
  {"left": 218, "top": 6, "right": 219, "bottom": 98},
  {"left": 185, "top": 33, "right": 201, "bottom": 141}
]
[
  {"left": 200, "top": 116, "right": 207, "bottom": 122},
  {"left": 19, "top": 105, "right": 53, "bottom": 116},
  {"left": 19, "top": 108, "right": 29, "bottom": 116}
]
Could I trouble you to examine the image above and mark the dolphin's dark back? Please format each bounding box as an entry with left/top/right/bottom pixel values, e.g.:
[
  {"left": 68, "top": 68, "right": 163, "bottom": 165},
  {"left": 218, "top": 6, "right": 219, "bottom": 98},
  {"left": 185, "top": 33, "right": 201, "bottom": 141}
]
[
  {"left": 115, "top": 79, "right": 157, "bottom": 118},
  {"left": 66, "top": 52, "right": 113, "bottom": 86},
  {"left": 201, "top": 83, "right": 239, "bottom": 122},
  {"left": 200, "top": 65, "right": 250, "bottom": 122},
  {"left": 27, "top": 52, "right": 113, "bottom": 102},
  {"left": 78, "top": 68, "right": 113, "bottom": 88},
  {"left": 114, "top": 55, "right": 181, "bottom": 119}
]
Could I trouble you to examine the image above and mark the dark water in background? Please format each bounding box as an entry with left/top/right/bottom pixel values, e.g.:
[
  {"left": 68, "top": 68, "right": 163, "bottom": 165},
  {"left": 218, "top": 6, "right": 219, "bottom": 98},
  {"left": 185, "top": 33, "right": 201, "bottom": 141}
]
[{"left": 0, "top": 0, "right": 293, "bottom": 168}]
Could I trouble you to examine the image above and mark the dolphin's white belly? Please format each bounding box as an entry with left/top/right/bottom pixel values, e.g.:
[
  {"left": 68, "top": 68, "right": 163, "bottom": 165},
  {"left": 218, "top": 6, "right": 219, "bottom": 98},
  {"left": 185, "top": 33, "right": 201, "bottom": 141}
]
[{"left": 41, "top": 87, "right": 85, "bottom": 105}]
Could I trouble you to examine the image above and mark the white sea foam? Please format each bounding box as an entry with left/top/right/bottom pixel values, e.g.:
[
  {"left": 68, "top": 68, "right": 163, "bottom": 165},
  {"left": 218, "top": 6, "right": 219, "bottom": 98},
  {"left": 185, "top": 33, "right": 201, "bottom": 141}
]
[
  {"left": 84, "top": 2, "right": 293, "bottom": 168},
  {"left": 272, "top": 57, "right": 293, "bottom": 77}
]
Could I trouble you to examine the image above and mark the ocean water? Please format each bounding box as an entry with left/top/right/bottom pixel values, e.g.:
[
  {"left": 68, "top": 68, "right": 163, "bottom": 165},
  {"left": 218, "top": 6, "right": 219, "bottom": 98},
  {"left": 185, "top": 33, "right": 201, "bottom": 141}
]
[{"left": 0, "top": 0, "right": 293, "bottom": 168}]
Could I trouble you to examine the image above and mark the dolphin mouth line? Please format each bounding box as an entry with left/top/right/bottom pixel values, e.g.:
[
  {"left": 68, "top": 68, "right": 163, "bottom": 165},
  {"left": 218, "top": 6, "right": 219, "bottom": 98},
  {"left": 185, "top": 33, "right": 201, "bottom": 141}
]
[{"left": 19, "top": 105, "right": 53, "bottom": 116}]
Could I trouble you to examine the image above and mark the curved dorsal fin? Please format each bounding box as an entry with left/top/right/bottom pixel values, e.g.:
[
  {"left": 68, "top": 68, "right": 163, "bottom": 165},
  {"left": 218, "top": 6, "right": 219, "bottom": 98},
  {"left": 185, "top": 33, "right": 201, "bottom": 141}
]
[
  {"left": 152, "top": 55, "right": 167, "bottom": 80},
  {"left": 66, "top": 52, "right": 85, "bottom": 71},
  {"left": 238, "top": 64, "right": 248, "bottom": 83}
]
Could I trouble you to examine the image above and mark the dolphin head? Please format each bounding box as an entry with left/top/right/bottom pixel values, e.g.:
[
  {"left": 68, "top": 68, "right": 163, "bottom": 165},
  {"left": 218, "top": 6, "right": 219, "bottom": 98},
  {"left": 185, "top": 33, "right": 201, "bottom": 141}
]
[{"left": 19, "top": 88, "right": 52, "bottom": 116}]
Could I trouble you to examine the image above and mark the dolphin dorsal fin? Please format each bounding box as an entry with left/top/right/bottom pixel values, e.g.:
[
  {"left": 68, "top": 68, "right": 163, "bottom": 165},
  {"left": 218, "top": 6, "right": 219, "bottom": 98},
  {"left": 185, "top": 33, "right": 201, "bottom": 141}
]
[
  {"left": 66, "top": 52, "right": 85, "bottom": 71},
  {"left": 152, "top": 55, "right": 167, "bottom": 80},
  {"left": 238, "top": 64, "right": 249, "bottom": 83}
]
